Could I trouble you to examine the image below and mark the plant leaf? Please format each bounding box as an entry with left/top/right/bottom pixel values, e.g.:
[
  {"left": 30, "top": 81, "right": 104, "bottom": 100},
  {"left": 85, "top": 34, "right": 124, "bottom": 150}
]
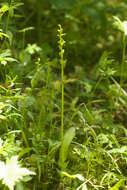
[
  {"left": 109, "top": 179, "right": 124, "bottom": 190},
  {"left": 58, "top": 127, "right": 75, "bottom": 169}
]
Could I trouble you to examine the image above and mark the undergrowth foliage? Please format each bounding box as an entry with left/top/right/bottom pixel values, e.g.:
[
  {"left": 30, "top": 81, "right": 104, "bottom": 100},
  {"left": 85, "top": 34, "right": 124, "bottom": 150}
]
[{"left": 0, "top": 0, "right": 127, "bottom": 190}]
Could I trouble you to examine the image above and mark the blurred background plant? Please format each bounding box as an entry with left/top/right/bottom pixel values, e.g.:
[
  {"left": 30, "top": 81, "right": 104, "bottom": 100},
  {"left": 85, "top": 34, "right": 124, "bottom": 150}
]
[{"left": 0, "top": 0, "right": 127, "bottom": 189}]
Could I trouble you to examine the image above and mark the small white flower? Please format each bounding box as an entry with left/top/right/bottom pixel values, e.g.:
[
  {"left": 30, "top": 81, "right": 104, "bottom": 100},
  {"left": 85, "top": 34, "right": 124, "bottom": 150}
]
[
  {"left": 113, "top": 16, "right": 127, "bottom": 36},
  {"left": 0, "top": 161, "right": 6, "bottom": 180},
  {"left": 123, "top": 21, "right": 127, "bottom": 36},
  {"left": 0, "top": 156, "right": 35, "bottom": 190}
]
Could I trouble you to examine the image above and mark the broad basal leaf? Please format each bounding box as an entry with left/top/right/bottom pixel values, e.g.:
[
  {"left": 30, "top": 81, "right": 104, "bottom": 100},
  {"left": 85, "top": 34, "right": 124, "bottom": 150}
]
[{"left": 58, "top": 127, "right": 75, "bottom": 169}]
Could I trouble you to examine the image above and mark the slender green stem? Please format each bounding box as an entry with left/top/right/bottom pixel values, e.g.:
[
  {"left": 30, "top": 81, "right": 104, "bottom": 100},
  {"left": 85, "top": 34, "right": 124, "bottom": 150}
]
[
  {"left": 21, "top": 32, "right": 25, "bottom": 93},
  {"left": 120, "top": 33, "right": 126, "bottom": 86},
  {"left": 22, "top": 129, "right": 29, "bottom": 147},
  {"left": 5, "top": 0, "right": 12, "bottom": 33},
  {"left": 58, "top": 24, "right": 65, "bottom": 145},
  {"left": 61, "top": 58, "right": 64, "bottom": 144},
  {"left": 23, "top": 32, "right": 25, "bottom": 49},
  {"left": 5, "top": 13, "right": 9, "bottom": 33},
  {"left": 37, "top": 0, "right": 42, "bottom": 43},
  {"left": 88, "top": 76, "right": 103, "bottom": 107},
  {"left": 1, "top": 0, "right": 12, "bottom": 49}
]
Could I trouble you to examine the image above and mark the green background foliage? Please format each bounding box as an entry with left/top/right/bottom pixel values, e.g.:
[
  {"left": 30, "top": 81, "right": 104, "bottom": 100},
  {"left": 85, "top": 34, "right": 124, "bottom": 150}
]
[{"left": 0, "top": 0, "right": 127, "bottom": 189}]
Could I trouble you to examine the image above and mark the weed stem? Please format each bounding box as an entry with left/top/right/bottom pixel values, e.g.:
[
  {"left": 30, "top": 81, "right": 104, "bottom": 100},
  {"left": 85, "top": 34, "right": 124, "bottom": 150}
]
[{"left": 120, "top": 33, "right": 126, "bottom": 86}]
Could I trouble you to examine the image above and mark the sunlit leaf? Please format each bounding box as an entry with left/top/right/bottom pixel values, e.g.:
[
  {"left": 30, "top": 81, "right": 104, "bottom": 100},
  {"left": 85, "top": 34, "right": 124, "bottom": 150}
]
[{"left": 109, "top": 179, "right": 124, "bottom": 190}]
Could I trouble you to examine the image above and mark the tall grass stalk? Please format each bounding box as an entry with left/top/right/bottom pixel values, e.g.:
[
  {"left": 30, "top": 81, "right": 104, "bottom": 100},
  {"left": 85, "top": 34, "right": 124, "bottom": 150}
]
[
  {"left": 5, "top": 0, "right": 12, "bottom": 33},
  {"left": 58, "top": 24, "right": 65, "bottom": 148},
  {"left": 120, "top": 32, "right": 126, "bottom": 86}
]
